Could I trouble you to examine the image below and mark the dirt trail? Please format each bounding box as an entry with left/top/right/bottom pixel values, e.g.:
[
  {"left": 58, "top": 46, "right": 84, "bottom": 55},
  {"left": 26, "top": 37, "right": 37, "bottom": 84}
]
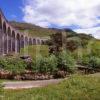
[
  {"left": 3, "top": 79, "right": 63, "bottom": 89},
  {"left": 89, "top": 73, "right": 100, "bottom": 77}
]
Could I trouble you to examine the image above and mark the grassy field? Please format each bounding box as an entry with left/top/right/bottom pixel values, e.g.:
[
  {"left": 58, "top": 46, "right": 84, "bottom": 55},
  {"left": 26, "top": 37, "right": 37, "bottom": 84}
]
[
  {"left": 72, "top": 39, "right": 100, "bottom": 60},
  {"left": 1, "top": 74, "right": 100, "bottom": 100},
  {"left": 20, "top": 45, "right": 49, "bottom": 59}
]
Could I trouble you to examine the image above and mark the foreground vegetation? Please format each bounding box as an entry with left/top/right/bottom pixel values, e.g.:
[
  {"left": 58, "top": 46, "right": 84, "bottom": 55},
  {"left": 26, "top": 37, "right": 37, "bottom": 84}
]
[
  {"left": 0, "top": 23, "right": 100, "bottom": 99},
  {"left": 1, "top": 75, "right": 100, "bottom": 100},
  {"left": 0, "top": 40, "right": 100, "bottom": 79},
  {"left": 0, "top": 50, "right": 76, "bottom": 80}
]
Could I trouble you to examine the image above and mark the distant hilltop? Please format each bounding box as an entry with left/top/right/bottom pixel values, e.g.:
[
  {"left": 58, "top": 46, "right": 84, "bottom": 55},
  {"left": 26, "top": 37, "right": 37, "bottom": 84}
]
[{"left": 9, "top": 21, "right": 94, "bottom": 40}]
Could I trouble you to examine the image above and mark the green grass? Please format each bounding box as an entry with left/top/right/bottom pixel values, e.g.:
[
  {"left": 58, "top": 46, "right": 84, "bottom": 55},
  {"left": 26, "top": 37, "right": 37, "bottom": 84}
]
[
  {"left": 0, "top": 79, "right": 12, "bottom": 83},
  {"left": 72, "top": 39, "right": 100, "bottom": 60},
  {"left": 0, "top": 79, "right": 22, "bottom": 82},
  {"left": 90, "top": 40, "right": 100, "bottom": 57},
  {"left": 2, "top": 75, "right": 100, "bottom": 100},
  {"left": 20, "top": 45, "right": 49, "bottom": 59}
]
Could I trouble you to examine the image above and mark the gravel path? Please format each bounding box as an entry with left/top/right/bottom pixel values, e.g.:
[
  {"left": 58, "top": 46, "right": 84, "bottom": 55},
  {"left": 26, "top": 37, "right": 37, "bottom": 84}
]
[
  {"left": 89, "top": 73, "right": 100, "bottom": 77},
  {"left": 3, "top": 79, "right": 63, "bottom": 89}
]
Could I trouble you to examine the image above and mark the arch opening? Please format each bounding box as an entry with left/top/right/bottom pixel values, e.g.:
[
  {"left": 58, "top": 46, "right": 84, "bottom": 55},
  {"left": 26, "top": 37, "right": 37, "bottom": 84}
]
[
  {"left": 8, "top": 27, "right": 11, "bottom": 53},
  {"left": 12, "top": 31, "right": 15, "bottom": 52},
  {"left": 29, "top": 38, "right": 32, "bottom": 45},
  {"left": 0, "top": 15, "right": 2, "bottom": 29},
  {"left": 25, "top": 37, "right": 28, "bottom": 46},
  {"left": 33, "top": 38, "right": 36, "bottom": 45},
  {"left": 37, "top": 39, "right": 40, "bottom": 45},
  {"left": 3, "top": 22, "right": 7, "bottom": 54},
  {"left": 41, "top": 40, "right": 45, "bottom": 44},
  {"left": 3, "top": 22, "right": 6, "bottom": 33},
  {"left": 20, "top": 35, "right": 24, "bottom": 48},
  {"left": 0, "top": 15, "right": 3, "bottom": 54},
  {"left": 16, "top": 34, "right": 20, "bottom": 53}
]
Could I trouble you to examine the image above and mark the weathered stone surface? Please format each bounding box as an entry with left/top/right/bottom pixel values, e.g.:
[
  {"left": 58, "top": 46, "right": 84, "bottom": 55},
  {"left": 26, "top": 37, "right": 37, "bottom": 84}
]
[
  {"left": 0, "top": 69, "right": 12, "bottom": 79},
  {"left": 0, "top": 69, "right": 54, "bottom": 80}
]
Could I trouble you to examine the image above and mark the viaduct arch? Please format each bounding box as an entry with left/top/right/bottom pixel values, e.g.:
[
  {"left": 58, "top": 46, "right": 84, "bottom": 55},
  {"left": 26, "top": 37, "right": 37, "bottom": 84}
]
[{"left": 0, "top": 9, "right": 46, "bottom": 55}]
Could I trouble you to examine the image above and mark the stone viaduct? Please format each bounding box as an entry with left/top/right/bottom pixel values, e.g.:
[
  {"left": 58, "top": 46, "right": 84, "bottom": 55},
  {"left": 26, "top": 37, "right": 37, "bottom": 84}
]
[{"left": 0, "top": 9, "right": 46, "bottom": 55}]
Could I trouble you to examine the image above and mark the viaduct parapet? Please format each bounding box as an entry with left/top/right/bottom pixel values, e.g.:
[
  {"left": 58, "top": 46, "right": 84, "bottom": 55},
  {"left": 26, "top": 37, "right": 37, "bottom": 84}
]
[{"left": 0, "top": 9, "right": 47, "bottom": 55}]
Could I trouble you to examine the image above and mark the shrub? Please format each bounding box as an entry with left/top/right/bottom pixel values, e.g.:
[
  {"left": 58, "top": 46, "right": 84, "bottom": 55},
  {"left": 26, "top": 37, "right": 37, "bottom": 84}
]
[
  {"left": 32, "top": 52, "right": 76, "bottom": 75},
  {"left": 33, "top": 55, "right": 47, "bottom": 73},
  {"left": 88, "top": 56, "right": 100, "bottom": 69},
  {"left": 0, "top": 57, "right": 27, "bottom": 74},
  {"left": 81, "top": 55, "right": 90, "bottom": 66},
  {"left": 81, "top": 56, "right": 100, "bottom": 69},
  {"left": 32, "top": 54, "right": 58, "bottom": 74},
  {"left": 66, "top": 37, "right": 81, "bottom": 52},
  {"left": 57, "top": 51, "right": 76, "bottom": 73},
  {"left": 46, "top": 54, "right": 58, "bottom": 74}
]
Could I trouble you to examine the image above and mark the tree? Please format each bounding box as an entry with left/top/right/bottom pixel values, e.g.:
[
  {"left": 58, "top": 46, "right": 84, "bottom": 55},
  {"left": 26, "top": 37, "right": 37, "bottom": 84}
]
[
  {"left": 66, "top": 37, "right": 81, "bottom": 52},
  {"left": 48, "top": 31, "right": 67, "bottom": 54}
]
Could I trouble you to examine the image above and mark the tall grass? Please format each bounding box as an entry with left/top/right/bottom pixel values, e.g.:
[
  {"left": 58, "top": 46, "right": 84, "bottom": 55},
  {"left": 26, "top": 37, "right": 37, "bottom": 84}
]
[
  {"left": 0, "top": 82, "right": 4, "bottom": 100},
  {"left": 20, "top": 45, "right": 49, "bottom": 59},
  {"left": 3, "top": 75, "right": 100, "bottom": 100}
]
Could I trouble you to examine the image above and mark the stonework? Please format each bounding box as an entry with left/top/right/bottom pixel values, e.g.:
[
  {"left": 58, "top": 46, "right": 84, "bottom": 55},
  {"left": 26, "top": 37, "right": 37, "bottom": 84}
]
[{"left": 0, "top": 9, "right": 46, "bottom": 55}]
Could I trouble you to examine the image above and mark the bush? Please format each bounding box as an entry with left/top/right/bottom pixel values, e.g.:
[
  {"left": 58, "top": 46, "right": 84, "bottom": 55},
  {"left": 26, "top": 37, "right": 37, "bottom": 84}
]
[
  {"left": 81, "top": 56, "right": 100, "bottom": 69},
  {"left": 32, "top": 51, "right": 76, "bottom": 76},
  {"left": 57, "top": 51, "right": 76, "bottom": 73},
  {"left": 88, "top": 56, "right": 100, "bottom": 69},
  {"left": 81, "top": 55, "right": 90, "bottom": 66},
  {"left": 0, "top": 57, "right": 27, "bottom": 74},
  {"left": 46, "top": 54, "right": 58, "bottom": 74},
  {"left": 32, "top": 54, "right": 58, "bottom": 74},
  {"left": 34, "top": 55, "right": 47, "bottom": 73},
  {"left": 66, "top": 37, "right": 81, "bottom": 52}
]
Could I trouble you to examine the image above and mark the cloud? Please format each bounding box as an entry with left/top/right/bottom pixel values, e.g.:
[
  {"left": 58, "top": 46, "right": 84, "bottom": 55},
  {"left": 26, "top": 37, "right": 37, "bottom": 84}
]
[
  {"left": 22, "top": 0, "right": 100, "bottom": 38},
  {"left": 75, "top": 27, "right": 100, "bottom": 39}
]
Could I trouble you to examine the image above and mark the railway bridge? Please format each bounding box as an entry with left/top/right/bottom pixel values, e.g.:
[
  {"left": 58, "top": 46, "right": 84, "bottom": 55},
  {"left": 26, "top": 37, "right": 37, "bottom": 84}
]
[{"left": 0, "top": 9, "right": 46, "bottom": 55}]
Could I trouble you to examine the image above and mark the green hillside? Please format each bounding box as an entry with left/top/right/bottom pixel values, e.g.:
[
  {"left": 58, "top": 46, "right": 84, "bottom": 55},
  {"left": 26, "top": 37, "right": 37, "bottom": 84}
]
[
  {"left": 9, "top": 21, "right": 83, "bottom": 38},
  {"left": 9, "top": 21, "right": 96, "bottom": 41},
  {"left": 10, "top": 21, "right": 56, "bottom": 37}
]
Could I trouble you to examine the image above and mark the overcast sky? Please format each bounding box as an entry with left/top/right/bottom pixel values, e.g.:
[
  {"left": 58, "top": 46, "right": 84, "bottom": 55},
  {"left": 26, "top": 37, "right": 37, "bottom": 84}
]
[{"left": 0, "top": 0, "right": 100, "bottom": 39}]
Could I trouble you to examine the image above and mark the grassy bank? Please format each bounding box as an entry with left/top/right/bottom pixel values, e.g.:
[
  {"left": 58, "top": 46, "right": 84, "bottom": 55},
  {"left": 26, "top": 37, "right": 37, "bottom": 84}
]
[
  {"left": 2, "top": 75, "right": 100, "bottom": 100},
  {"left": 20, "top": 45, "right": 49, "bottom": 59}
]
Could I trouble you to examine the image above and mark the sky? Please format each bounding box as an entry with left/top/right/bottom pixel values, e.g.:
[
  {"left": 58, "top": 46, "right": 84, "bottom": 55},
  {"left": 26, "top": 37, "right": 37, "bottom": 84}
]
[{"left": 0, "top": 0, "right": 100, "bottom": 39}]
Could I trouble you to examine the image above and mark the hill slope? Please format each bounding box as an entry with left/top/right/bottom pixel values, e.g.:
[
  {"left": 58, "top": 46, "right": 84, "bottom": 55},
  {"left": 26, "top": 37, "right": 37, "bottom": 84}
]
[
  {"left": 9, "top": 21, "right": 95, "bottom": 40},
  {"left": 10, "top": 21, "right": 56, "bottom": 37}
]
